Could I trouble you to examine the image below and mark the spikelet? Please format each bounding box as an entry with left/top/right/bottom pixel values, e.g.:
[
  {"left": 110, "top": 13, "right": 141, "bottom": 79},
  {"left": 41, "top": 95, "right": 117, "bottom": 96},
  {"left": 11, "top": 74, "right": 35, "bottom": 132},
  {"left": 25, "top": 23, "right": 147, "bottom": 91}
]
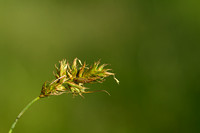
[{"left": 40, "top": 58, "right": 119, "bottom": 98}]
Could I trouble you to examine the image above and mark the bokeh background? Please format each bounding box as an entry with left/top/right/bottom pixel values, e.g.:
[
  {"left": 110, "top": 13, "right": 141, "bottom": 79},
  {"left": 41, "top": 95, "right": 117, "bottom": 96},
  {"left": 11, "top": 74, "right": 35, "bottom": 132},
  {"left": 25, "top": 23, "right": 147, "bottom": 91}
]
[{"left": 1, "top": 0, "right": 200, "bottom": 133}]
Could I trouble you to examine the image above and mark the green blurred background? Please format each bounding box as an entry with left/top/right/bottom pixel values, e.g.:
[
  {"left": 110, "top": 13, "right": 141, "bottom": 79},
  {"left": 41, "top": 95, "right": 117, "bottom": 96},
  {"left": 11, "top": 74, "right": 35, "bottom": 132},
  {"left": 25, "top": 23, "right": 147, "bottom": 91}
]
[{"left": 1, "top": 0, "right": 200, "bottom": 133}]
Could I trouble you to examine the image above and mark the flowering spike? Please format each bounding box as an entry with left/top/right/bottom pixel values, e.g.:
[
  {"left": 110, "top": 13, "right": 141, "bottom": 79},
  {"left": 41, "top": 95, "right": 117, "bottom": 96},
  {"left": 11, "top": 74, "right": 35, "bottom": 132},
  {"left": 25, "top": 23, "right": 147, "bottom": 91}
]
[{"left": 39, "top": 58, "right": 119, "bottom": 98}]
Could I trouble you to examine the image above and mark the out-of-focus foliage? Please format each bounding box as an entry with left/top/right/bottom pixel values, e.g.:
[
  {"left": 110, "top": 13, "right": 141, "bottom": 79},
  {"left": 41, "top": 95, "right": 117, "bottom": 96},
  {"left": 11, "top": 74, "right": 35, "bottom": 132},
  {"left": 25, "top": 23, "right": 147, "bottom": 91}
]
[{"left": 1, "top": 0, "right": 200, "bottom": 133}]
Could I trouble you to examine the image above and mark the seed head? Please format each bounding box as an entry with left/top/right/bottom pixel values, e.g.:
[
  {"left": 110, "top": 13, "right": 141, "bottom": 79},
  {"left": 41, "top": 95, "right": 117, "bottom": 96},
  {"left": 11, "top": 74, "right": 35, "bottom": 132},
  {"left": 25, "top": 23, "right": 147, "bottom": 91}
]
[{"left": 40, "top": 58, "right": 119, "bottom": 98}]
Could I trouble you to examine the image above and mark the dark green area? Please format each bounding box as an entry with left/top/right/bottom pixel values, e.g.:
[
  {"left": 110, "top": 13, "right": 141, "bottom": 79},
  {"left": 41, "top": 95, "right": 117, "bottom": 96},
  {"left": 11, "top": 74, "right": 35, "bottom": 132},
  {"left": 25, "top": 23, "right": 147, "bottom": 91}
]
[{"left": 1, "top": 0, "right": 200, "bottom": 133}]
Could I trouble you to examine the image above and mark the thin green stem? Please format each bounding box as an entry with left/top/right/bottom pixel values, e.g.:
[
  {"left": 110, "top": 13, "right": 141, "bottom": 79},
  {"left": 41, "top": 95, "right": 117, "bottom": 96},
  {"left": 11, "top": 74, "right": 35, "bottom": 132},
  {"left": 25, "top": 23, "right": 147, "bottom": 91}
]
[{"left": 9, "top": 96, "right": 40, "bottom": 133}]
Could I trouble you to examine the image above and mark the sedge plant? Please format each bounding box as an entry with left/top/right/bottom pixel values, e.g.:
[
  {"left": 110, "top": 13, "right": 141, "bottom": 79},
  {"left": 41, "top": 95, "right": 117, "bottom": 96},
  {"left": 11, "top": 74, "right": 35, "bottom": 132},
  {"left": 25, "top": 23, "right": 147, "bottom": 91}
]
[{"left": 8, "top": 58, "right": 119, "bottom": 133}]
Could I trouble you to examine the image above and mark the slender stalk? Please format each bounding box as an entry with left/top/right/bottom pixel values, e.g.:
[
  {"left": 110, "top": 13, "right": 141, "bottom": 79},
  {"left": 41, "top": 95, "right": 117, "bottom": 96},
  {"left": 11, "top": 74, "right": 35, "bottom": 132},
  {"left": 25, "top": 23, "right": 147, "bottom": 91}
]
[{"left": 9, "top": 96, "right": 40, "bottom": 133}]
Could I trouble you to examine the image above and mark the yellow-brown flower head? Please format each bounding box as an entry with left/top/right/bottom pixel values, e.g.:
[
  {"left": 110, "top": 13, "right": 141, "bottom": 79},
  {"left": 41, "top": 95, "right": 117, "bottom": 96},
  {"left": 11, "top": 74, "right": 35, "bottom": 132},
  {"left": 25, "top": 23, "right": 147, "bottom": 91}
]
[{"left": 40, "top": 58, "right": 119, "bottom": 98}]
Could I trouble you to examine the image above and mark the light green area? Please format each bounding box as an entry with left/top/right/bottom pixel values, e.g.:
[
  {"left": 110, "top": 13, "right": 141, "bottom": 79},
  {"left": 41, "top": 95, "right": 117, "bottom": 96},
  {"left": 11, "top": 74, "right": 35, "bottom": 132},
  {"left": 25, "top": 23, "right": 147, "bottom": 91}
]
[{"left": 0, "top": 0, "right": 200, "bottom": 133}]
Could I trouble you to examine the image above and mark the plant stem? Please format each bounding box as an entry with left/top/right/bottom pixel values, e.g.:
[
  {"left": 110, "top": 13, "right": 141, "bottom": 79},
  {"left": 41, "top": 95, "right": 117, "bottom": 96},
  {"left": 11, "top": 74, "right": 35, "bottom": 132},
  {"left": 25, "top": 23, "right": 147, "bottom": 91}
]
[{"left": 9, "top": 96, "right": 40, "bottom": 133}]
